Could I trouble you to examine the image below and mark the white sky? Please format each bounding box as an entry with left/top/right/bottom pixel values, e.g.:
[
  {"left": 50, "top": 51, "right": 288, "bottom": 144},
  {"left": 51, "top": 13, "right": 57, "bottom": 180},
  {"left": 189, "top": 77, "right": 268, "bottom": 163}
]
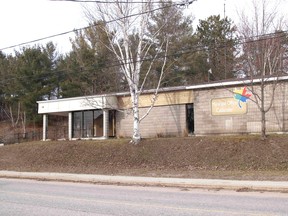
[{"left": 0, "top": 0, "right": 286, "bottom": 55}]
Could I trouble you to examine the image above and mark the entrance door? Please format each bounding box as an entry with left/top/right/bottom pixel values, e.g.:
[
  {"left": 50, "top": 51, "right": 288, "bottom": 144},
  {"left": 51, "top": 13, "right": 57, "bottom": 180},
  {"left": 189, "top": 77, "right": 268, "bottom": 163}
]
[{"left": 186, "top": 104, "right": 194, "bottom": 134}]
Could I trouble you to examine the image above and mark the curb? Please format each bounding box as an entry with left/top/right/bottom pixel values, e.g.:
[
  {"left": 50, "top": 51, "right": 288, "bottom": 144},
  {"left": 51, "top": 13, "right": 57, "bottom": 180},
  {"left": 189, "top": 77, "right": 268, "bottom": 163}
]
[{"left": 1, "top": 171, "right": 288, "bottom": 192}]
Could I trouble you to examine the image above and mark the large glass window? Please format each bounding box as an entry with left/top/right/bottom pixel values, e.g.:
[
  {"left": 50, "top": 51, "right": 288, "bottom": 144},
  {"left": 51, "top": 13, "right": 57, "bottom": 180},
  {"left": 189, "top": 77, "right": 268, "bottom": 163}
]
[
  {"left": 72, "top": 110, "right": 115, "bottom": 138},
  {"left": 93, "top": 110, "right": 103, "bottom": 137},
  {"left": 72, "top": 110, "right": 107, "bottom": 138},
  {"left": 83, "top": 111, "right": 93, "bottom": 138},
  {"left": 73, "top": 112, "right": 82, "bottom": 138}
]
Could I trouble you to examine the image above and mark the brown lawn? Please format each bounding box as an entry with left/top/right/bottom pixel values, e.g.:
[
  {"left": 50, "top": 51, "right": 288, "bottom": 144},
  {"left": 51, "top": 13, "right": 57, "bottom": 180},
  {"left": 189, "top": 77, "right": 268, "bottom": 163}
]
[{"left": 0, "top": 135, "right": 288, "bottom": 181}]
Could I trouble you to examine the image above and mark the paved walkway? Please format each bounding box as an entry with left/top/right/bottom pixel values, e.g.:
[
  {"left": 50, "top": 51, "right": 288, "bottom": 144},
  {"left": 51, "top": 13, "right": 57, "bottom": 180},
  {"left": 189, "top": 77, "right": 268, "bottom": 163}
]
[{"left": 0, "top": 171, "right": 288, "bottom": 192}]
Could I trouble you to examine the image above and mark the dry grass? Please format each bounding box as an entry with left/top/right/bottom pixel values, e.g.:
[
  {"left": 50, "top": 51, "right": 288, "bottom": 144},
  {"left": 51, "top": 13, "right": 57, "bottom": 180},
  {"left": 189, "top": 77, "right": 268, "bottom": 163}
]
[{"left": 0, "top": 135, "right": 288, "bottom": 180}]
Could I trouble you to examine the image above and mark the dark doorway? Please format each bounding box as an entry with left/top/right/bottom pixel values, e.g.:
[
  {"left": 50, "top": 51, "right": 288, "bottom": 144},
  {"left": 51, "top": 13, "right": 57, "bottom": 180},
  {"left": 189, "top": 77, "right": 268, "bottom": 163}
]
[{"left": 186, "top": 104, "right": 194, "bottom": 134}]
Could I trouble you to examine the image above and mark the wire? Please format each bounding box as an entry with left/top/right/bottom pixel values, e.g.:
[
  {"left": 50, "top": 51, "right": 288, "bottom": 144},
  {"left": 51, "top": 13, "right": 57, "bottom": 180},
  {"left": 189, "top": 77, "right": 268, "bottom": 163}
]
[
  {"left": 0, "top": 31, "right": 75, "bottom": 52},
  {"left": 0, "top": 2, "right": 287, "bottom": 90},
  {"left": 49, "top": 0, "right": 195, "bottom": 5},
  {"left": 0, "top": 0, "right": 193, "bottom": 52},
  {"left": 0, "top": 29, "right": 287, "bottom": 89},
  {"left": 50, "top": 0, "right": 164, "bottom": 3}
]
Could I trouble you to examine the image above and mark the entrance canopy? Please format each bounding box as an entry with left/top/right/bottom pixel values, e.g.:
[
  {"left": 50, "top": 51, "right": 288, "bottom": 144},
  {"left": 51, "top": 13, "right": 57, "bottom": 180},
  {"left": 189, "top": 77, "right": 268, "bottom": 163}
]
[
  {"left": 37, "top": 95, "right": 118, "bottom": 115},
  {"left": 37, "top": 95, "right": 118, "bottom": 141}
]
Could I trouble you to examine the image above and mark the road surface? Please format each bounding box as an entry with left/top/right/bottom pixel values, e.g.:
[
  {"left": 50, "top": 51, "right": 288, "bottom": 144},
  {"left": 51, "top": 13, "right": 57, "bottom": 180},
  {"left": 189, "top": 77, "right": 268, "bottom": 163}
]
[{"left": 0, "top": 178, "right": 287, "bottom": 216}]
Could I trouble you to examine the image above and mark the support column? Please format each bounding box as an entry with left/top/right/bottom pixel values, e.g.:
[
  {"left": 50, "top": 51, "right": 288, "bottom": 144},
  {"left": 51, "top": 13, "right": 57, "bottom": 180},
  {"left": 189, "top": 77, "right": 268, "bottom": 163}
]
[
  {"left": 43, "top": 114, "right": 47, "bottom": 141},
  {"left": 103, "top": 109, "right": 109, "bottom": 139},
  {"left": 68, "top": 112, "right": 72, "bottom": 140}
]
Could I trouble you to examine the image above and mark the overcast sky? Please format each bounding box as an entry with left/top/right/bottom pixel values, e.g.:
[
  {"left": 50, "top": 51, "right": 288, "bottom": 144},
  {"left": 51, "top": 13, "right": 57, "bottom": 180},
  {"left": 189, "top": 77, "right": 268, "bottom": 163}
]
[{"left": 0, "top": 0, "right": 286, "bottom": 55}]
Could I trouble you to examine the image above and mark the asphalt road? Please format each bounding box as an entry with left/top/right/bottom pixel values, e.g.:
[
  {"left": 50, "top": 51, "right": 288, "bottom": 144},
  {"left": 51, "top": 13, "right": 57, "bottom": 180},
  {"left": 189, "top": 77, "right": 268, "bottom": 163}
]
[{"left": 0, "top": 178, "right": 287, "bottom": 216}]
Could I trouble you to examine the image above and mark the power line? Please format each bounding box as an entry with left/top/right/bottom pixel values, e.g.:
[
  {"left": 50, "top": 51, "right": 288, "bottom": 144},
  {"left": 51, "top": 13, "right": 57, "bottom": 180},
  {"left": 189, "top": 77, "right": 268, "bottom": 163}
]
[
  {"left": 0, "top": 2, "right": 287, "bottom": 89},
  {"left": 50, "top": 0, "right": 164, "bottom": 3},
  {"left": 49, "top": 0, "right": 195, "bottom": 4},
  {"left": 0, "top": 29, "right": 287, "bottom": 89},
  {"left": 0, "top": 0, "right": 195, "bottom": 52},
  {"left": 0, "top": 30, "right": 76, "bottom": 52}
]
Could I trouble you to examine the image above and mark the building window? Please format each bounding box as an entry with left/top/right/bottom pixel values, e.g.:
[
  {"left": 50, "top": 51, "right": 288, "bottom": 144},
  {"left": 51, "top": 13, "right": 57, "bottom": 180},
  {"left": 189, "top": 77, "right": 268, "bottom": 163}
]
[
  {"left": 72, "top": 110, "right": 104, "bottom": 138},
  {"left": 83, "top": 111, "right": 93, "bottom": 138},
  {"left": 72, "top": 112, "right": 82, "bottom": 138},
  {"left": 93, "top": 110, "right": 103, "bottom": 137},
  {"left": 72, "top": 110, "right": 116, "bottom": 138}
]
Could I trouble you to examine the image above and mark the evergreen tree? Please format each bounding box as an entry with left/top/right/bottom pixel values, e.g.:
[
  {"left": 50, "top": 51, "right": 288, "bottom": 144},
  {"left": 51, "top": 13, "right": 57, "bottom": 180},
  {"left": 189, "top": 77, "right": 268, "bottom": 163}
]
[
  {"left": 43, "top": 42, "right": 62, "bottom": 99},
  {"left": 147, "top": 0, "right": 200, "bottom": 87},
  {"left": 0, "top": 51, "right": 22, "bottom": 125},
  {"left": 0, "top": 51, "right": 8, "bottom": 121},
  {"left": 59, "top": 21, "right": 122, "bottom": 97},
  {"left": 197, "top": 15, "right": 238, "bottom": 81},
  {"left": 14, "top": 44, "right": 58, "bottom": 122}
]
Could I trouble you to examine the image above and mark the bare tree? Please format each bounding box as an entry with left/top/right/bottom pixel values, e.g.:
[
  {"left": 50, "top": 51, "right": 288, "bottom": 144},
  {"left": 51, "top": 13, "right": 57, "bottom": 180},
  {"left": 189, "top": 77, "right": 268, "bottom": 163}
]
[
  {"left": 237, "top": 0, "right": 288, "bottom": 139},
  {"left": 82, "top": 1, "right": 196, "bottom": 144}
]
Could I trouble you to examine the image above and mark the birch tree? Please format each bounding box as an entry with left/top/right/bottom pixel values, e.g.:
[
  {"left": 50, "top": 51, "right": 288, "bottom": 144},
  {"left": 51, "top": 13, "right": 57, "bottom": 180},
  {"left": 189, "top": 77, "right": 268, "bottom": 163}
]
[
  {"left": 237, "top": 0, "right": 288, "bottom": 139},
  {"left": 83, "top": 1, "right": 196, "bottom": 144}
]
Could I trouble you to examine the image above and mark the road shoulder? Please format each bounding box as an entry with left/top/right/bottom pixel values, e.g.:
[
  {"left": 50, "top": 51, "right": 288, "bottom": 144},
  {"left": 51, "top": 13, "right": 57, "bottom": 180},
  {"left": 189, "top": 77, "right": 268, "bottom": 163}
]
[{"left": 1, "top": 170, "right": 288, "bottom": 192}]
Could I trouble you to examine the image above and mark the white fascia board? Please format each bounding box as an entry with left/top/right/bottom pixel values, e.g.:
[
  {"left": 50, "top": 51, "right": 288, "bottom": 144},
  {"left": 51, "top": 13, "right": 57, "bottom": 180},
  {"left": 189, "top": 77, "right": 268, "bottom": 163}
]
[
  {"left": 37, "top": 95, "right": 118, "bottom": 114},
  {"left": 185, "top": 76, "right": 288, "bottom": 90}
]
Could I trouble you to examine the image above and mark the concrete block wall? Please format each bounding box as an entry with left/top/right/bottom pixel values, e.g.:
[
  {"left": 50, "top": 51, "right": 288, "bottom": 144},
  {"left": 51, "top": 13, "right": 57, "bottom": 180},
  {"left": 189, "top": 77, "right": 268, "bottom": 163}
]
[
  {"left": 116, "top": 104, "right": 186, "bottom": 138},
  {"left": 194, "top": 88, "right": 249, "bottom": 135},
  {"left": 194, "top": 82, "right": 288, "bottom": 135},
  {"left": 116, "top": 82, "right": 288, "bottom": 137},
  {"left": 265, "top": 83, "right": 288, "bottom": 132}
]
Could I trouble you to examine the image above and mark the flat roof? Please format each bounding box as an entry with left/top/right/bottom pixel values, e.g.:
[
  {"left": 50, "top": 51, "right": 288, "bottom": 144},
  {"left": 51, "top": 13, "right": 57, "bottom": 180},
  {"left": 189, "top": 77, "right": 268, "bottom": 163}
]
[
  {"left": 37, "top": 75, "right": 288, "bottom": 105},
  {"left": 37, "top": 95, "right": 118, "bottom": 114}
]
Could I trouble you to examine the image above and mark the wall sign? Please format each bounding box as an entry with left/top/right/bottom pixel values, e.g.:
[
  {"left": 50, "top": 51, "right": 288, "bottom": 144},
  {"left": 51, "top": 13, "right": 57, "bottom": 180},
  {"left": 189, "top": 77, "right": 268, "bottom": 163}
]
[
  {"left": 211, "top": 97, "right": 247, "bottom": 116},
  {"left": 233, "top": 86, "right": 252, "bottom": 108}
]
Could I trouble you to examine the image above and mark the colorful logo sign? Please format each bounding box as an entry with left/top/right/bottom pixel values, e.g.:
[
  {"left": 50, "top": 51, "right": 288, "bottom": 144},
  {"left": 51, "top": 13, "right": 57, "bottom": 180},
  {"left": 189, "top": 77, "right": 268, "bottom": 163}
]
[{"left": 233, "top": 87, "right": 251, "bottom": 108}]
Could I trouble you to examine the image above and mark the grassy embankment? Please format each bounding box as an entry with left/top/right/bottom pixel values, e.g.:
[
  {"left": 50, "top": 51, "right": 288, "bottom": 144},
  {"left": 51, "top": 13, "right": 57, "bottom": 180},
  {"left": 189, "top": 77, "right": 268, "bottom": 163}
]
[{"left": 1, "top": 135, "right": 288, "bottom": 180}]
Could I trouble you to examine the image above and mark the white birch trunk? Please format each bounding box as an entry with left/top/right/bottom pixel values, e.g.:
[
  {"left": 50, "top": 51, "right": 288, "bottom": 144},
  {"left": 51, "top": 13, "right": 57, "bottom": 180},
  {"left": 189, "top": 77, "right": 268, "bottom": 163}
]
[
  {"left": 131, "top": 90, "right": 140, "bottom": 144},
  {"left": 21, "top": 111, "right": 26, "bottom": 138},
  {"left": 84, "top": 1, "right": 183, "bottom": 144}
]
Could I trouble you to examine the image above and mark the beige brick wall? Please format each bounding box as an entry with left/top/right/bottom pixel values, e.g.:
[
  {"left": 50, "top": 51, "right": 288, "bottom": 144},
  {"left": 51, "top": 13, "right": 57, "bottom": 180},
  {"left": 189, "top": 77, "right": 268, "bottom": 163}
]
[
  {"left": 194, "top": 82, "right": 288, "bottom": 135},
  {"left": 115, "top": 82, "right": 288, "bottom": 138},
  {"left": 194, "top": 88, "right": 248, "bottom": 135},
  {"left": 266, "top": 83, "right": 288, "bottom": 132},
  {"left": 116, "top": 105, "right": 187, "bottom": 138}
]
